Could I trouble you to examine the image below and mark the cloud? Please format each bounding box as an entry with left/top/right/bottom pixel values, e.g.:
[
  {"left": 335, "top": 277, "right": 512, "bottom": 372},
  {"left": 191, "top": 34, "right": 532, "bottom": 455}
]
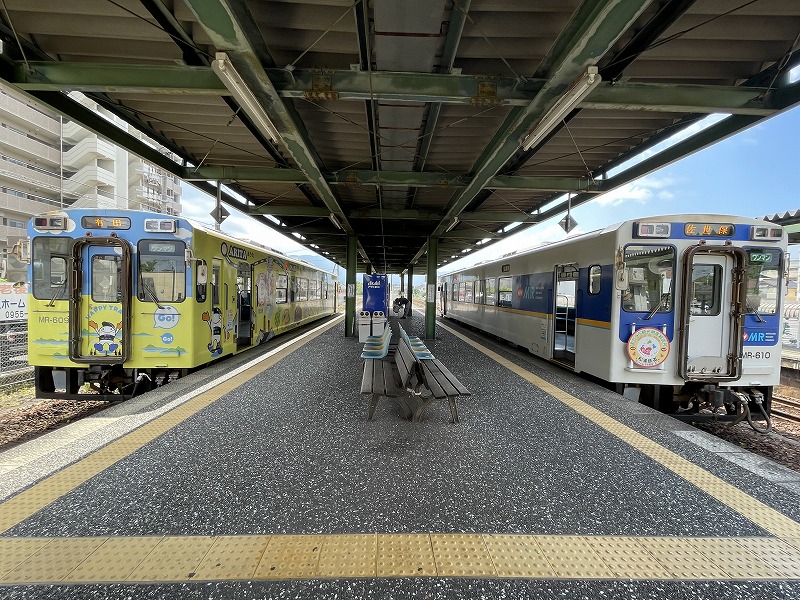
[
  {"left": 180, "top": 185, "right": 305, "bottom": 254},
  {"left": 594, "top": 174, "right": 677, "bottom": 207}
]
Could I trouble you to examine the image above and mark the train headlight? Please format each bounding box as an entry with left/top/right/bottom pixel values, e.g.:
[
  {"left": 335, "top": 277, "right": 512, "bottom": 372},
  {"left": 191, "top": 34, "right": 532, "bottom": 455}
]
[
  {"left": 750, "top": 225, "right": 782, "bottom": 240},
  {"left": 32, "top": 216, "right": 67, "bottom": 230},
  {"left": 634, "top": 222, "right": 670, "bottom": 238},
  {"left": 144, "top": 219, "right": 177, "bottom": 233}
]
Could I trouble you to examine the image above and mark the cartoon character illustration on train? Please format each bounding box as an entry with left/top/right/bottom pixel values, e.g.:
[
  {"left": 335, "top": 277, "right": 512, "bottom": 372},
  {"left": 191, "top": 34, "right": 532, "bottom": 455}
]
[
  {"left": 27, "top": 208, "right": 340, "bottom": 400},
  {"left": 440, "top": 214, "right": 787, "bottom": 432}
]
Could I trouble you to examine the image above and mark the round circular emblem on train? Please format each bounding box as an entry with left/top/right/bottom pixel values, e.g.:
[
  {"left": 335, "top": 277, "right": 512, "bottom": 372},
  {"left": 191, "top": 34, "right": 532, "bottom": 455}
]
[{"left": 627, "top": 327, "right": 670, "bottom": 368}]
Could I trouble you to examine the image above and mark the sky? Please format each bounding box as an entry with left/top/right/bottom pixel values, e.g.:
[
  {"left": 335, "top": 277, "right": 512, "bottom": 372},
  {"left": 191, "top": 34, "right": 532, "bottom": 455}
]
[{"left": 179, "top": 101, "right": 800, "bottom": 277}]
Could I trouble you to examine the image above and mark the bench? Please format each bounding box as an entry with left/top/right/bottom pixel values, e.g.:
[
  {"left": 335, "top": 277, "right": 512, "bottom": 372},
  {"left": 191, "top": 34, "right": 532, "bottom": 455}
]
[
  {"left": 360, "top": 355, "right": 413, "bottom": 421},
  {"left": 396, "top": 323, "right": 434, "bottom": 359},
  {"left": 396, "top": 335, "right": 471, "bottom": 423}
]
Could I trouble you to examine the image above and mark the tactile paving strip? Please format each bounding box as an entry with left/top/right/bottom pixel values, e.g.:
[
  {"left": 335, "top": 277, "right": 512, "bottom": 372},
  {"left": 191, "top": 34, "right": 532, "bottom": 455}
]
[{"left": 1, "top": 534, "right": 800, "bottom": 583}]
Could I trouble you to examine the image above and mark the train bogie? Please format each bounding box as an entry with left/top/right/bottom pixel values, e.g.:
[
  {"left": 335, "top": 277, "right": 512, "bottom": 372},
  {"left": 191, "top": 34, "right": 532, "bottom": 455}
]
[
  {"left": 440, "top": 215, "right": 786, "bottom": 431},
  {"left": 28, "top": 209, "right": 339, "bottom": 400}
]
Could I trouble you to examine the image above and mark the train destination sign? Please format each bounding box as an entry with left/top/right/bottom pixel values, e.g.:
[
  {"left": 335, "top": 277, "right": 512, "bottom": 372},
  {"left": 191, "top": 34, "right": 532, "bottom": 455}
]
[
  {"left": 684, "top": 223, "right": 735, "bottom": 237},
  {"left": 80, "top": 216, "right": 132, "bottom": 230}
]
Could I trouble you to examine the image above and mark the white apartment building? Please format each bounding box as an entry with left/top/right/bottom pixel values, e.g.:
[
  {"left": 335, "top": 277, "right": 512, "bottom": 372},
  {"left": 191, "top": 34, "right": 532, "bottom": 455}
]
[{"left": 0, "top": 85, "right": 182, "bottom": 282}]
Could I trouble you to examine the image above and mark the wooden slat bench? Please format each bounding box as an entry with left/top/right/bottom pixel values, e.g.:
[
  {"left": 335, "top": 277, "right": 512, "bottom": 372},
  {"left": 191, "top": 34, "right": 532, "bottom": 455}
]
[{"left": 396, "top": 336, "right": 471, "bottom": 423}]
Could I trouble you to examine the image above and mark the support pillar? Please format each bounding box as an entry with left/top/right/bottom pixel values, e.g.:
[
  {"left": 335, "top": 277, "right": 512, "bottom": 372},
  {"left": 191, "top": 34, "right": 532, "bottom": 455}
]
[
  {"left": 425, "top": 236, "right": 438, "bottom": 340},
  {"left": 345, "top": 234, "right": 357, "bottom": 337},
  {"left": 405, "top": 264, "right": 414, "bottom": 318}
]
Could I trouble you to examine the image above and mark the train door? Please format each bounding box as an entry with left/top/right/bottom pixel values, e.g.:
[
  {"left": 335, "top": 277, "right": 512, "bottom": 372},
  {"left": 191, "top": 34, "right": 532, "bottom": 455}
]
[
  {"left": 678, "top": 247, "right": 746, "bottom": 380},
  {"left": 552, "top": 264, "right": 578, "bottom": 367},
  {"left": 70, "top": 238, "right": 132, "bottom": 363},
  {"left": 236, "top": 262, "right": 252, "bottom": 348}
]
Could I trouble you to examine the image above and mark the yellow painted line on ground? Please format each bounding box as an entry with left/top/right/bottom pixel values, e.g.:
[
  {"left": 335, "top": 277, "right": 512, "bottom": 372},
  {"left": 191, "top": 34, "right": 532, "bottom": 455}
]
[
  {"left": 1, "top": 534, "right": 800, "bottom": 583},
  {"left": 0, "top": 316, "right": 343, "bottom": 535},
  {"left": 440, "top": 322, "right": 800, "bottom": 541}
]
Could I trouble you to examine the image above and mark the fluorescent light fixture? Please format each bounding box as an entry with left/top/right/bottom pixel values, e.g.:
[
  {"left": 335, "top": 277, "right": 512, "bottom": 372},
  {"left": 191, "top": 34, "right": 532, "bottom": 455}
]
[
  {"left": 212, "top": 52, "right": 280, "bottom": 142},
  {"left": 520, "top": 66, "right": 601, "bottom": 152},
  {"left": 445, "top": 217, "right": 459, "bottom": 232},
  {"left": 329, "top": 213, "right": 343, "bottom": 230}
]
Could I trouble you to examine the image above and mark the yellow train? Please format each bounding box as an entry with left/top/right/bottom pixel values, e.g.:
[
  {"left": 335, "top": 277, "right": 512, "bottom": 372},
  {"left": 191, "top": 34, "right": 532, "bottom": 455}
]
[{"left": 28, "top": 208, "right": 340, "bottom": 399}]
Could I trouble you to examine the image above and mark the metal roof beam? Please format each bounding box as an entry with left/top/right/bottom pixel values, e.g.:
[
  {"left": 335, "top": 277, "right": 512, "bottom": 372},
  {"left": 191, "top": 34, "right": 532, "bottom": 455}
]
[{"left": 10, "top": 62, "right": 779, "bottom": 117}]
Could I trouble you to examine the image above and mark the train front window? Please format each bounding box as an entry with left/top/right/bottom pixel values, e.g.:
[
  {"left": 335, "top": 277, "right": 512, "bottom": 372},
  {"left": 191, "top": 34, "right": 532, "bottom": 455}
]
[
  {"left": 92, "top": 255, "right": 122, "bottom": 302},
  {"left": 689, "top": 265, "right": 721, "bottom": 316},
  {"left": 138, "top": 240, "right": 186, "bottom": 303},
  {"left": 745, "top": 248, "right": 781, "bottom": 315},
  {"left": 32, "top": 237, "right": 70, "bottom": 300},
  {"left": 622, "top": 245, "right": 675, "bottom": 313}
]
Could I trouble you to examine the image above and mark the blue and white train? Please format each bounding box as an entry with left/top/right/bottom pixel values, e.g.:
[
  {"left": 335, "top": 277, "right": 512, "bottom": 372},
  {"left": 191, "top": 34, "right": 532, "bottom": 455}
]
[{"left": 440, "top": 214, "right": 787, "bottom": 431}]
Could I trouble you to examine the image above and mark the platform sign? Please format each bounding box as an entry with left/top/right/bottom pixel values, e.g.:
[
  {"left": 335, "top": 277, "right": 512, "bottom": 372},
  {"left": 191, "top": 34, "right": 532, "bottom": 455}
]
[{"left": 0, "top": 282, "right": 27, "bottom": 322}]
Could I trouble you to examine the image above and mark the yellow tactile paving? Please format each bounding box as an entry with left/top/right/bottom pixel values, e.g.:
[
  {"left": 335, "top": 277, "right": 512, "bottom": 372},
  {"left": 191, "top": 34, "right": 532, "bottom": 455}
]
[
  {"left": 0, "top": 534, "right": 798, "bottom": 583},
  {"left": 430, "top": 533, "right": 495, "bottom": 577},
  {"left": 255, "top": 534, "right": 323, "bottom": 579},
  {"left": 319, "top": 533, "right": 377, "bottom": 578},
  {"left": 377, "top": 534, "right": 437, "bottom": 577},
  {"left": 192, "top": 535, "right": 271, "bottom": 581},
  {"left": 483, "top": 534, "right": 554, "bottom": 578}
]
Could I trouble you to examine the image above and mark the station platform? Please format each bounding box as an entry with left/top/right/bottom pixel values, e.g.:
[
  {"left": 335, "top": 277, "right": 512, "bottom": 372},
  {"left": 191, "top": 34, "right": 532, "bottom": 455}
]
[{"left": 2, "top": 311, "right": 800, "bottom": 598}]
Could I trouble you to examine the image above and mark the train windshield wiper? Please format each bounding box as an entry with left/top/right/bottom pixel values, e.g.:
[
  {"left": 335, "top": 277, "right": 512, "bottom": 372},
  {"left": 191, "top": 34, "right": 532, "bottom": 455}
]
[
  {"left": 745, "top": 300, "right": 766, "bottom": 323},
  {"left": 141, "top": 278, "right": 165, "bottom": 310},
  {"left": 47, "top": 280, "right": 67, "bottom": 307}
]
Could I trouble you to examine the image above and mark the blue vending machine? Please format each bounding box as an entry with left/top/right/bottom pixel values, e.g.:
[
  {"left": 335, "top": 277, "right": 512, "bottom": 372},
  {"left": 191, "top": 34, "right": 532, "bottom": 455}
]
[{"left": 362, "top": 274, "right": 389, "bottom": 336}]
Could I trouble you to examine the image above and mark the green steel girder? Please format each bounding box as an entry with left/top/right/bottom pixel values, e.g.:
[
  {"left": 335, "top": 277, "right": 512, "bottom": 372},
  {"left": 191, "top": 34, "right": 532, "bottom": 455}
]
[
  {"left": 8, "top": 62, "right": 782, "bottom": 117},
  {"left": 182, "top": 0, "right": 354, "bottom": 235},
  {"left": 189, "top": 165, "right": 605, "bottom": 193},
  {"left": 250, "top": 205, "right": 331, "bottom": 217},
  {"left": 15, "top": 62, "right": 222, "bottom": 95}
]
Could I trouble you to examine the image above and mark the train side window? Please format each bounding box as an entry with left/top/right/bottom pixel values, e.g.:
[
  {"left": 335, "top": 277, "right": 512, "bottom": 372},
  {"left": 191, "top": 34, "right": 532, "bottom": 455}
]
[
  {"left": 196, "top": 261, "right": 207, "bottom": 303},
  {"left": 211, "top": 264, "right": 220, "bottom": 306},
  {"left": 498, "top": 276, "right": 513, "bottom": 307},
  {"left": 464, "top": 281, "right": 474, "bottom": 303},
  {"left": 588, "top": 265, "right": 602, "bottom": 295},
  {"left": 298, "top": 278, "right": 309, "bottom": 301},
  {"left": 452, "top": 284, "right": 458, "bottom": 302},
  {"left": 31, "top": 236, "right": 70, "bottom": 300},
  {"left": 475, "top": 280, "right": 484, "bottom": 304},
  {"left": 276, "top": 274, "right": 288, "bottom": 303},
  {"left": 458, "top": 282, "right": 465, "bottom": 302},
  {"left": 485, "top": 278, "right": 496, "bottom": 305}
]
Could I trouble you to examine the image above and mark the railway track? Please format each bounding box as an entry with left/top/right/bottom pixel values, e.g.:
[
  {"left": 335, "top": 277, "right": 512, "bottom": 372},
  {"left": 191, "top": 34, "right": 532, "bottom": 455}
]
[{"left": 772, "top": 394, "right": 800, "bottom": 423}]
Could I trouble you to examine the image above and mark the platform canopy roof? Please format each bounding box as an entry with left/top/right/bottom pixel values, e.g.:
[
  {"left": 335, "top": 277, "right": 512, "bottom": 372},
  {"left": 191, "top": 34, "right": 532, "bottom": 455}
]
[{"left": 1, "top": 0, "right": 799, "bottom": 273}]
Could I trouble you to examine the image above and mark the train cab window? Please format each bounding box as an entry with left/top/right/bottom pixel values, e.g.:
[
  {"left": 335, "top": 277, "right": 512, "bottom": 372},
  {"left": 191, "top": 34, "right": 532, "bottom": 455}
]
[
  {"left": 689, "top": 264, "right": 722, "bottom": 316},
  {"left": 588, "top": 265, "right": 602, "bottom": 295},
  {"left": 464, "top": 281, "right": 474, "bottom": 303},
  {"left": 485, "top": 278, "right": 496, "bottom": 305},
  {"left": 622, "top": 245, "right": 674, "bottom": 313},
  {"left": 137, "top": 240, "right": 186, "bottom": 303},
  {"left": 196, "top": 261, "right": 207, "bottom": 303},
  {"left": 91, "top": 255, "right": 122, "bottom": 302},
  {"left": 31, "top": 237, "right": 70, "bottom": 300},
  {"left": 498, "top": 276, "right": 513, "bottom": 307},
  {"left": 745, "top": 248, "right": 781, "bottom": 315}
]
